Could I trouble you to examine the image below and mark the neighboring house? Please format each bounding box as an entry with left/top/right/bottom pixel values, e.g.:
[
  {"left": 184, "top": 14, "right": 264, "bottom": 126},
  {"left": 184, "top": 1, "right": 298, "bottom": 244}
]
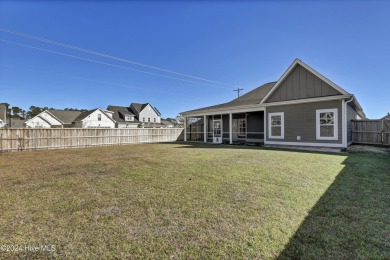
[
  {"left": 10, "top": 119, "right": 26, "bottom": 128},
  {"left": 0, "top": 104, "right": 6, "bottom": 127},
  {"left": 161, "top": 120, "right": 174, "bottom": 128},
  {"left": 107, "top": 105, "right": 140, "bottom": 128},
  {"left": 181, "top": 59, "right": 366, "bottom": 148},
  {"left": 73, "top": 108, "right": 116, "bottom": 128},
  {"left": 25, "top": 110, "right": 82, "bottom": 128},
  {"left": 130, "top": 103, "right": 162, "bottom": 126},
  {"left": 381, "top": 113, "right": 390, "bottom": 120},
  {"left": 108, "top": 103, "right": 164, "bottom": 128}
]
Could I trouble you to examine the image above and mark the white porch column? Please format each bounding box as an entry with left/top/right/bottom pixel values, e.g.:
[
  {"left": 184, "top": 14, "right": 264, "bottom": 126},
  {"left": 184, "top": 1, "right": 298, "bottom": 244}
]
[
  {"left": 184, "top": 117, "right": 187, "bottom": 141},
  {"left": 204, "top": 115, "right": 207, "bottom": 143},
  {"left": 229, "top": 113, "right": 233, "bottom": 144}
]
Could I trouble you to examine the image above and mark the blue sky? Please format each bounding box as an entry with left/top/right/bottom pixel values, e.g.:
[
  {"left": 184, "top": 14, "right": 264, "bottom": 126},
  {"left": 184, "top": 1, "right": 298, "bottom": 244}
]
[{"left": 0, "top": 1, "right": 389, "bottom": 119}]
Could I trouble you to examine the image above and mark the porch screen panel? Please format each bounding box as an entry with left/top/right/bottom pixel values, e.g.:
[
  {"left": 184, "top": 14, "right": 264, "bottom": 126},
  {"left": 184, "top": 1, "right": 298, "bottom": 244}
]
[
  {"left": 247, "top": 112, "right": 264, "bottom": 139},
  {"left": 222, "top": 114, "right": 229, "bottom": 139},
  {"left": 186, "top": 117, "right": 204, "bottom": 141}
]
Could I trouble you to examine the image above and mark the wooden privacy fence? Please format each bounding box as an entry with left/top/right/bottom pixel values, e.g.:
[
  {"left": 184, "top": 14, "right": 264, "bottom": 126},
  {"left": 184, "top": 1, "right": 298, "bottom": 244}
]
[
  {"left": 352, "top": 120, "right": 390, "bottom": 146},
  {"left": 0, "top": 128, "right": 184, "bottom": 152}
]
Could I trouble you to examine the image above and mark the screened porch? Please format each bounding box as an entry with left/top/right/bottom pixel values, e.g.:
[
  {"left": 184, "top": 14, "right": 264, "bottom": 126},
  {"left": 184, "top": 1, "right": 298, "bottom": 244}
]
[{"left": 184, "top": 111, "right": 265, "bottom": 145}]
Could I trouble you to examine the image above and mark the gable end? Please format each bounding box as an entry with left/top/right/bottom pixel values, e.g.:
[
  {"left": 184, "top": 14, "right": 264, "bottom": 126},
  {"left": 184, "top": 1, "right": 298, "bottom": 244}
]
[{"left": 265, "top": 64, "right": 343, "bottom": 103}]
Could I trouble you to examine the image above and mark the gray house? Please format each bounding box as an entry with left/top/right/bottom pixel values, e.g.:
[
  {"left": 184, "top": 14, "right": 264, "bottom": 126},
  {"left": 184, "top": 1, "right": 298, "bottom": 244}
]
[{"left": 181, "top": 59, "right": 365, "bottom": 148}]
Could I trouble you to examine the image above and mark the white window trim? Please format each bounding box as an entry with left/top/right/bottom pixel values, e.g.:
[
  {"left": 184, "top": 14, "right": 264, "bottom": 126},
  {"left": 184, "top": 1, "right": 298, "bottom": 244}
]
[
  {"left": 316, "top": 108, "right": 338, "bottom": 140},
  {"left": 268, "top": 112, "right": 284, "bottom": 139}
]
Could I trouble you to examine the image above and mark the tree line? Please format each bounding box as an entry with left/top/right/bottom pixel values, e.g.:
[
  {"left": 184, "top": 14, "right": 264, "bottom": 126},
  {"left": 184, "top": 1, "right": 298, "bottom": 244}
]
[
  {"left": 0, "top": 103, "right": 184, "bottom": 126},
  {"left": 0, "top": 103, "right": 87, "bottom": 120}
]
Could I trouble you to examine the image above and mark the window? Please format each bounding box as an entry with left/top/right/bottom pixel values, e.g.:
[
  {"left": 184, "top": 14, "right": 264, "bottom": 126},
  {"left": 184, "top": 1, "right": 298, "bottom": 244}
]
[
  {"left": 143, "top": 117, "right": 145, "bottom": 122},
  {"left": 268, "top": 112, "right": 284, "bottom": 139},
  {"left": 154, "top": 118, "right": 156, "bottom": 123},
  {"left": 125, "top": 115, "right": 134, "bottom": 121},
  {"left": 316, "top": 109, "right": 338, "bottom": 140},
  {"left": 238, "top": 118, "right": 246, "bottom": 136},
  {"left": 98, "top": 114, "right": 101, "bottom": 121},
  {"left": 148, "top": 117, "right": 151, "bottom": 122}
]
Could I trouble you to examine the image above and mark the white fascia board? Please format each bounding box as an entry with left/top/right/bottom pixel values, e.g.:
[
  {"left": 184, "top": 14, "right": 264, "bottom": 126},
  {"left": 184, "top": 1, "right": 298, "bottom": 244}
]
[
  {"left": 181, "top": 105, "right": 265, "bottom": 117},
  {"left": 262, "top": 95, "right": 350, "bottom": 107},
  {"left": 97, "top": 108, "right": 116, "bottom": 123},
  {"left": 260, "top": 59, "right": 300, "bottom": 104},
  {"left": 260, "top": 59, "right": 350, "bottom": 104},
  {"left": 265, "top": 141, "right": 344, "bottom": 148}
]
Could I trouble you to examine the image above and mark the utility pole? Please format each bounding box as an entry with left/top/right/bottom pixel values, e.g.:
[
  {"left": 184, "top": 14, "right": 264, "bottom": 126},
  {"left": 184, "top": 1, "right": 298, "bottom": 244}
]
[{"left": 233, "top": 88, "right": 244, "bottom": 97}]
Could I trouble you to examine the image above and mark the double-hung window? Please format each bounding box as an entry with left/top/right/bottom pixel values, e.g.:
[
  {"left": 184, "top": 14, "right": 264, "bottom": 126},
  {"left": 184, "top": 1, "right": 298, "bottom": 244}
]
[
  {"left": 98, "top": 114, "right": 101, "bottom": 121},
  {"left": 268, "top": 112, "right": 284, "bottom": 139},
  {"left": 316, "top": 109, "right": 338, "bottom": 140}
]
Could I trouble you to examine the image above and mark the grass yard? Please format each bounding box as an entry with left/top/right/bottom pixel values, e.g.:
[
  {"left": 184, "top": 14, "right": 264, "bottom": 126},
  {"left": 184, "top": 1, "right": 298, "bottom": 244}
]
[{"left": 0, "top": 143, "right": 389, "bottom": 259}]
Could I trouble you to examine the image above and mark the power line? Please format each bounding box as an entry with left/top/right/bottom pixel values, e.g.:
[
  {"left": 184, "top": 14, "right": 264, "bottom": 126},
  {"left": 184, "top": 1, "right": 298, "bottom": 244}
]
[
  {"left": 0, "top": 39, "right": 231, "bottom": 90},
  {"left": 0, "top": 63, "right": 198, "bottom": 98},
  {"left": 0, "top": 27, "right": 238, "bottom": 88}
]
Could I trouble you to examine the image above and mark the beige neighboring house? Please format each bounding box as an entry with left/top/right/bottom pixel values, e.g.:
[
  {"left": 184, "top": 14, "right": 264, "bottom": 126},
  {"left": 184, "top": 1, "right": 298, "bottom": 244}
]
[
  {"left": 73, "top": 108, "right": 116, "bottom": 128},
  {"left": 0, "top": 104, "right": 6, "bottom": 128},
  {"left": 10, "top": 119, "right": 27, "bottom": 128},
  {"left": 161, "top": 120, "right": 174, "bottom": 128},
  {"left": 25, "top": 110, "right": 82, "bottom": 128}
]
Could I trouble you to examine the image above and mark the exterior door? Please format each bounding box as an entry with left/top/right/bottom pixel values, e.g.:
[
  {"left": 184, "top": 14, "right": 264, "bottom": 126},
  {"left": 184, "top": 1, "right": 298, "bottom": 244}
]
[
  {"left": 238, "top": 118, "right": 246, "bottom": 138},
  {"left": 213, "top": 120, "right": 222, "bottom": 143}
]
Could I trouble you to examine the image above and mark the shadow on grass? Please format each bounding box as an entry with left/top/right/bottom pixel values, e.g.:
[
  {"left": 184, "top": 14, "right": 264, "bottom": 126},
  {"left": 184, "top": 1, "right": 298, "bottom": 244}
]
[
  {"left": 165, "top": 142, "right": 390, "bottom": 258},
  {"left": 277, "top": 151, "right": 390, "bottom": 259},
  {"left": 167, "top": 141, "right": 346, "bottom": 156}
]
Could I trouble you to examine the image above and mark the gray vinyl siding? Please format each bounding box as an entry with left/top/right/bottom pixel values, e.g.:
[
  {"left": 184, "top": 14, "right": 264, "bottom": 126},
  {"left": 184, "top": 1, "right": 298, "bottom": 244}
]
[
  {"left": 266, "top": 65, "right": 342, "bottom": 103},
  {"left": 266, "top": 100, "right": 343, "bottom": 144},
  {"left": 347, "top": 103, "right": 359, "bottom": 143}
]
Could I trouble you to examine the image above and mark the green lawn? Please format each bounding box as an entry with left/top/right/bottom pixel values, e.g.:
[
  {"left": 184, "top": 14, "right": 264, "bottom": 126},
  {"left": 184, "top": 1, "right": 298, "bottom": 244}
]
[{"left": 0, "top": 143, "right": 389, "bottom": 259}]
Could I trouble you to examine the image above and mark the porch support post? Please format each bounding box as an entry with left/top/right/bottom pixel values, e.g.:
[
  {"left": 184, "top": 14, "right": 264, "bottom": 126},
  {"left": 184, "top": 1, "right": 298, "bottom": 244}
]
[
  {"left": 184, "top": 117, "right": 187, "bottom": 141},
  {"left": 229, "top": 113, "right": 233, "bottom": 144},
  {"left": 204, "top": 115, "right": 207, "bottom": 143}
]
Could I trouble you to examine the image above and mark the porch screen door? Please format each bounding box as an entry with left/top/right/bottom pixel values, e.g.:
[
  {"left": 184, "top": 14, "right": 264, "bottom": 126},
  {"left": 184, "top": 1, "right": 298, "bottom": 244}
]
[{"left": 213, "top": 120, "right": 222, "bottom": 143}]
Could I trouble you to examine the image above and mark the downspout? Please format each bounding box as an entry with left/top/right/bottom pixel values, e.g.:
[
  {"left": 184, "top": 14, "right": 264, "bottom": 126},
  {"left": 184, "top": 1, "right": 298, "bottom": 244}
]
[{"left": 344, "top": 97, "right": 354, "bottom": 148}]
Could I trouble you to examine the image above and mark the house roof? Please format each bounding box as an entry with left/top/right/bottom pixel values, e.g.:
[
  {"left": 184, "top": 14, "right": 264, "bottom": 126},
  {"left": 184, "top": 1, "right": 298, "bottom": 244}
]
[
  {"left": 107, "top": 105, "right": 140, "bottom": 123},
  {"left": 131, "top": 103, "right": 162, "bottom": 116},
  {"left": 130, "top": 103, "right": 146, "bottom": 115},
  {"left": 181, "top": 59, "right": 366, "bottom": 117},
  {"left": 48, "top": 110, "right": 82, "bottom": 124},
  {"left": 381, "top": 113, "right": 390, "bottom": 120},
  {"left": 181, "top": 82, "right": 275, "bottom": 115},
  {"left": 161, "top": 120, "right": 174, "bottom": 126},
  {"left": 72, "top": 108, "right": 116, "bottom": 123}
]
